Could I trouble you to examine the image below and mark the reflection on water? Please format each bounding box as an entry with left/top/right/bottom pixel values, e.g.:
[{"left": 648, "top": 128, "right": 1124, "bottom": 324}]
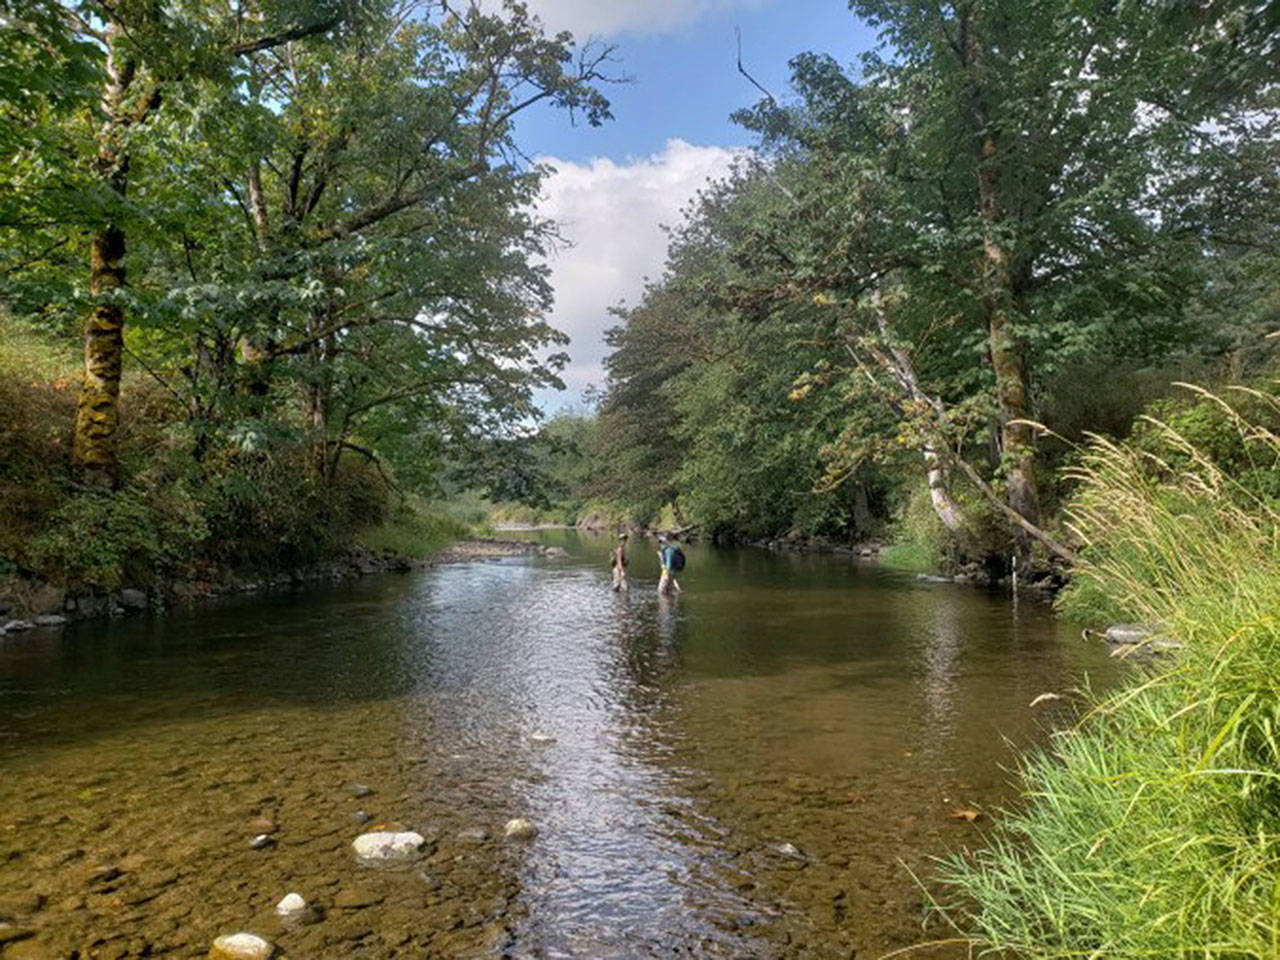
[{"left": 0, "top": 531, "right": 1117, "bottom": 958}]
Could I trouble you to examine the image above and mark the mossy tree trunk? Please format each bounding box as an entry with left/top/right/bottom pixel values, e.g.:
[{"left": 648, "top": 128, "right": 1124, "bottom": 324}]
[
  {"left": 964, "top": 15, "right": 1042, "bottom": 556},
  {"left": 73, "top": 222, "right": 127, "bottom": 482},
  {"left": 73, "top": 31, "right": 153, "bottom": 484}
]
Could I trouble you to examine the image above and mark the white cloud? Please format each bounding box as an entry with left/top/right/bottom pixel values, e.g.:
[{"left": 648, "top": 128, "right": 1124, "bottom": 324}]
[
  {"left": 504, "top": 0, "right": 768, "bottom": 38},
  {"left": 534, "top": 138, "right": 744, "bottom": 404}
]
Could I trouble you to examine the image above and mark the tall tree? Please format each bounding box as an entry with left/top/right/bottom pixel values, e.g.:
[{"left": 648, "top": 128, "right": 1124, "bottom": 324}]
[{"left": 732, "top": 0, "right": 1277, "bottom": 560}]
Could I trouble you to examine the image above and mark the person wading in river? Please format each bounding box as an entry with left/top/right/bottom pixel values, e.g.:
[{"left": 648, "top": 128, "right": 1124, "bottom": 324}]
[
  {"left": 610, "top": 532, "right": 629, "bottom": 592},
  {"left": 657, "top": 534, "right": 683, "bottom": 596}
]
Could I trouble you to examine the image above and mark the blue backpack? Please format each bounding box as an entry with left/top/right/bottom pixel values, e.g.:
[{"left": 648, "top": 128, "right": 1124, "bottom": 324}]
[{"left": 665, "top": 544, "right": 686, "bottom": 572}]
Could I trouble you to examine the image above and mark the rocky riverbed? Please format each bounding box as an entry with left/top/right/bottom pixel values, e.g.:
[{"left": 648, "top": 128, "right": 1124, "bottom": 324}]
[
  {"left": 0, "top": 531, "right": 1119, "bottom": 959},
  {"left": 0, "top": 697, "right": 534, "bottom": 959}
]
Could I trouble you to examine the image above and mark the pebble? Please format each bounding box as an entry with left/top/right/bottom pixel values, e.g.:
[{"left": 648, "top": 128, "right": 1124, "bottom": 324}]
[
  {"left": 348, "top": 783, "right": 374, "bottom": 798},
  {"left": 349, "top": 810, "right": 372, "bottom": 824},
  {"left": 0, "top": 892, "right": 44, "bottom": 918},
  {"left": 208, "top": 932, "right": 274, "bottom": 960},
  {"left": 274, "top": 893, "right": 307, "bottom": 919},
  {"left": 249, "top": 834, "right": 274, "bottom": 850},
  {"left": 34, "top": 614, "right": 67, "bottom": 626},
  {"left": 528, "top": 730, "right": 556, "bottom": 745},
  {"left": 4, "top": 940, "right": 56, "bottom": 960},
  {"left": 770, "top": 842, "right": 807, "bottom": 861},
  {"left": 1, "top": 620, "right": 33, "bottom": 633},
  {"left": 351, "top": 831, "right": 426, "bottom": 861},
  {"left": 456, "top": 827, "right": 489, "bottom": 844},
  {"left": 503, "top": 818, "right": 538, "bottom": 841}
]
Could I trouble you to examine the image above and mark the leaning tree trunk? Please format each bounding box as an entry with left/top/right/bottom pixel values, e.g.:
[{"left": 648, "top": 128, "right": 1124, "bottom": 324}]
[{"left": 867, "top": 288, "right": 969, "bottom": 535}]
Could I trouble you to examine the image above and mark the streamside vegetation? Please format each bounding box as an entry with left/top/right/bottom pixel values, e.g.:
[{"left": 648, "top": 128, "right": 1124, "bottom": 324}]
[
  {"left": 938, "top": 385, "right": 1279, "bottom": 957},
  {"left": 1, "top": 0, "right": 611, "bottom": 597}
]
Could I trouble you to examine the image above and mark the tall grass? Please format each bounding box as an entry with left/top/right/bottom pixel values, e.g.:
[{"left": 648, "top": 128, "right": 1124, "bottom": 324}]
[
  {"left": 357, "top": 497, "right": 474, "bottom": 559},
  {"left": 937, "top": 383, "right": 1280, "bottom": 959}
]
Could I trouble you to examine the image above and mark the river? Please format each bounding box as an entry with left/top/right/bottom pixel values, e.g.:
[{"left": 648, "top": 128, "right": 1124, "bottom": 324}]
[{"left": 0, "top": 531, "right": 1117, "bottom": 959}]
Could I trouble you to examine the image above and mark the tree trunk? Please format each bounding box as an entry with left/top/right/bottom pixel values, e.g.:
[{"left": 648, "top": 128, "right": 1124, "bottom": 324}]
[
  {"left": 72, "top": 33, "right": 135, "bottom": 484},
  {"left": 978, "top": 134, "right": 1041, "bottom": 539},
  {"left": 669, "top": 494, "right": 688, "bottom": 529},
  {"left": 964, "top": 15, "right": 1042, "bottom": 552},
  {"left": 867, "top": 289, "right": 968, "bottom": 534},
  {"left": 923, "top": 443, "right": 966, "bottom": 533},
  {"left": 73, "top": 226, "right": 127, "bottom": 482},
  {"left": 852, "top": 479, "right": 873, "bottom": 535}
]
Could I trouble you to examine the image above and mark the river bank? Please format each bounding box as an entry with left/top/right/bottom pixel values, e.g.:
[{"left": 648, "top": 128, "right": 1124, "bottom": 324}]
[{"left": 0, "top": 540, "right": 563, "bottom": 636}]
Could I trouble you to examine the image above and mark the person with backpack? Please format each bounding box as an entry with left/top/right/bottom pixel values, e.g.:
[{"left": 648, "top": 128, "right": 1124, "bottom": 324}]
[{"left": 657, "top": 534, "right": 684, "bottom": 596}]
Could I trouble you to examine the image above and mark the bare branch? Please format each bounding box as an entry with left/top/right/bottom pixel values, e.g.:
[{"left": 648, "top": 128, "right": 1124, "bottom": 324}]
[{"left": 232, "top": 16, "right": 342, "bottom": 56}]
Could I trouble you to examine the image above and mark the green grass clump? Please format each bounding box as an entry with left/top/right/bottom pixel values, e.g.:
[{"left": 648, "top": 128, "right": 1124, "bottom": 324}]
[
  {"left": 881, "top": 482, "right": 946, "bottom": 572},
  {"left": 937, "top": 383, "right": 1280, "bottom": 959},
  {"left": 879, "top": 541, "right": 939, "bottom": 573},
  {"left": 358, "top": 498, "right": 474, "bottom": 559}
]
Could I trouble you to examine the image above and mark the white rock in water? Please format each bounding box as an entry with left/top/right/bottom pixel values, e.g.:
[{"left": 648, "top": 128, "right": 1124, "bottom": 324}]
[
  {"left": 351, "top": 831, "right": 426, "bottom": 861},
  {"left": 208, "top": 932, "right": 273, "bottom": 960},
  {"left": 528, "top": 730, "right": 556, "bottom": 745},
  {"left": 503, "top": 818, "right": 538, "bottom": 841},
  {"left": 275, "top": 892, "right": 307, "bottom": 918},
  {"left": 1103, "top": 623, "right": 1156, "bottom": 644},
  {"left": 771, "top": 842, "right": 806, "bottom": 860}
]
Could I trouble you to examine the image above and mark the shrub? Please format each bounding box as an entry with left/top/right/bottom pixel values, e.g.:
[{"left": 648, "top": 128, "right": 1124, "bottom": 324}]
[
  {"left": 27, "top": 483, "right": 206, "bottom": 590},
  {"left": 880, "top": 482, "right": 946, "bottom": 572}
]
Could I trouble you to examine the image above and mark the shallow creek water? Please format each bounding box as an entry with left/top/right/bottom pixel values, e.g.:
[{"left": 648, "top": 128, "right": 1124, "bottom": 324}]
[{"left": 0, "top": 532, "right": 1118, "bottom": 959}]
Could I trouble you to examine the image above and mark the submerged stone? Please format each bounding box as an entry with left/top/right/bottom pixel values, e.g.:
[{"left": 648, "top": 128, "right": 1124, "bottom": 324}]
[
  {"left": 351, "top": 831, "right": 425, "bottom": 861},
  {"left": 275, "top": 893, "right": 307, "bottom": 919},
  {"left": 769, "top": 842, "right": 807, "bottom": 861},
  {"left": 208, "top": 932, "right": 273, "bottom": 960},
  {"left": 0, "top": 923, "right": 35, "bottom": 946},
  {"left": 503, "top": 818, "right": 537, "bottom": 841}
]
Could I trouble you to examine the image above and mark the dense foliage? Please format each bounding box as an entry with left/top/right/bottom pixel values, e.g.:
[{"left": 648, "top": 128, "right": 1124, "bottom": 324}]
[{"left": 1, "top": 0, "right": 610, "bottom": 588}]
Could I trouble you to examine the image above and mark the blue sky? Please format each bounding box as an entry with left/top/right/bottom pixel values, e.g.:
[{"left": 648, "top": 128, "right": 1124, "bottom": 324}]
[
  {"left": 504, "top": 0, "right": 878, "bottom": 408},
  {"left": 516, "top": 0, "right": 875, "bottom": 164}
]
